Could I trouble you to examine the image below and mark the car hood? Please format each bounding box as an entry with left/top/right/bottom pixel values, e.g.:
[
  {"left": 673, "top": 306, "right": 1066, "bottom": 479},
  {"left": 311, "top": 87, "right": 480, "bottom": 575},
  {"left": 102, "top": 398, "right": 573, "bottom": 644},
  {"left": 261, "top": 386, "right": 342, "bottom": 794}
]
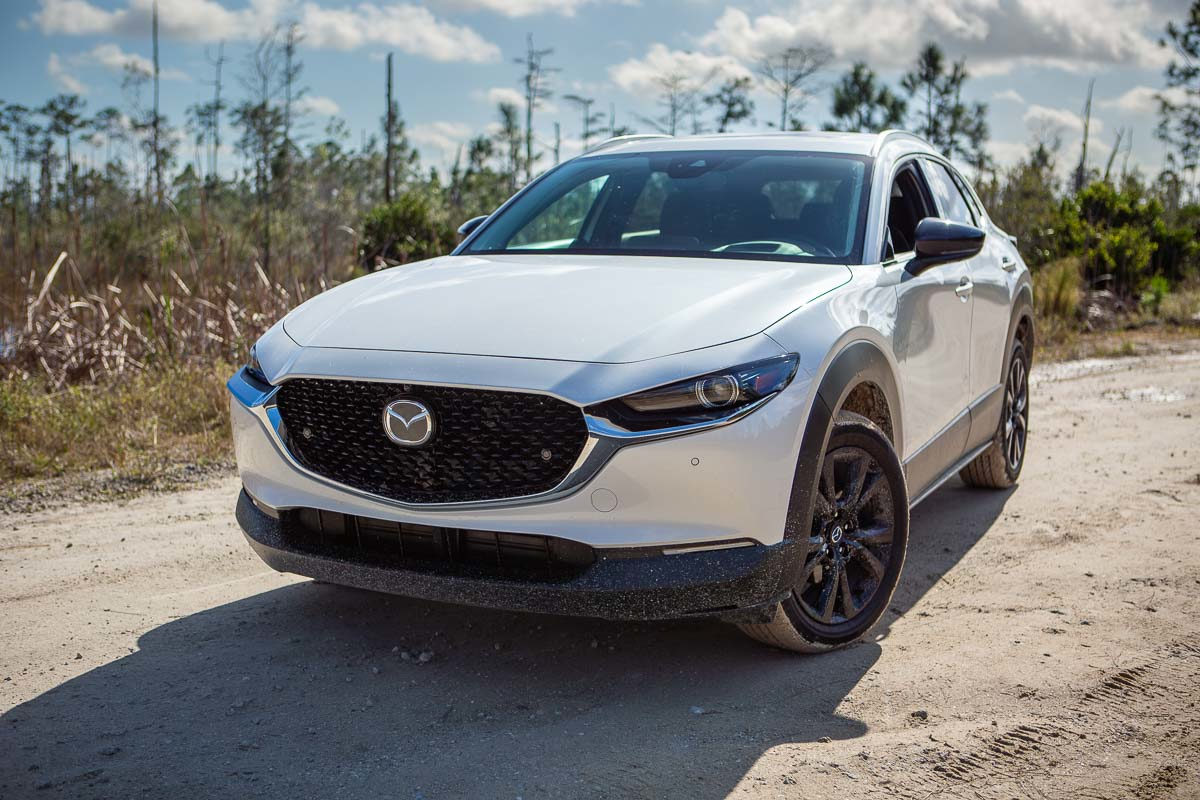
[{"left": 282, "top": 254, "right": 851, "bottom": 364}]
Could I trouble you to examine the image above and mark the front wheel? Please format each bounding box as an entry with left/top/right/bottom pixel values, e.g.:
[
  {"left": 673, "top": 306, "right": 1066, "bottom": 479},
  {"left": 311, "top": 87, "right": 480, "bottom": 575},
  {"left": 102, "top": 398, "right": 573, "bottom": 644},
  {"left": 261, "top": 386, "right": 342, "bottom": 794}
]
[{"left": 738, "top": 412, "right": 909, "bottom": 653}]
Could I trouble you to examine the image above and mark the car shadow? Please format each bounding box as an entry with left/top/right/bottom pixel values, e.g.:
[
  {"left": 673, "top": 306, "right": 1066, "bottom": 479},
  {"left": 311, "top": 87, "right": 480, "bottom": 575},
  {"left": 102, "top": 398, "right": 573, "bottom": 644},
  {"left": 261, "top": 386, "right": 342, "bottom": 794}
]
[{"left": 1, "top": 479, "right": 1013, "bottom": 800}]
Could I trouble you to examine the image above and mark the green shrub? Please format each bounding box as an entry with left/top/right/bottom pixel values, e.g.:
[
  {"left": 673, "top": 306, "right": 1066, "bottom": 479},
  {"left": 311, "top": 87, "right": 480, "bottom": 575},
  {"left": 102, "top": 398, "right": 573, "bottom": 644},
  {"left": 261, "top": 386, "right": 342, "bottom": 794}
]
[
  {"left": 1086, "top": 224, "right": 1156, "bottom": 296},
  {"left": 1140, "top": 275, "right": 1171, "bottom": 314},
  {"left": 359, "top": 191, "right": 456, "bottom": 268}
]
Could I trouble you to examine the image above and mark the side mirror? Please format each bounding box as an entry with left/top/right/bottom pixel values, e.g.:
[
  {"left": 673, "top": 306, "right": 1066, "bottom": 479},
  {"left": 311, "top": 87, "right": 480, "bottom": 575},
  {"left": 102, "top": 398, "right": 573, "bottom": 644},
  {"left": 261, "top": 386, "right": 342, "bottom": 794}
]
[
  {"left": 457, "top": 215, "right": 488, "bottom": 238},
  {"left": 907, "top": 218, "right": 986, "bottom": 275}
]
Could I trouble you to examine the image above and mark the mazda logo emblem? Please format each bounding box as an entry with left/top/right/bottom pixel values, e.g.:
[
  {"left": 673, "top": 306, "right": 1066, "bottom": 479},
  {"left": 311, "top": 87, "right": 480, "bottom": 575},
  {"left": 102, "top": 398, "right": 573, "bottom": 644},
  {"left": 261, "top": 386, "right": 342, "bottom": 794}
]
[{"left": 382, "top": 399, "right": 435, "bottom": 447}]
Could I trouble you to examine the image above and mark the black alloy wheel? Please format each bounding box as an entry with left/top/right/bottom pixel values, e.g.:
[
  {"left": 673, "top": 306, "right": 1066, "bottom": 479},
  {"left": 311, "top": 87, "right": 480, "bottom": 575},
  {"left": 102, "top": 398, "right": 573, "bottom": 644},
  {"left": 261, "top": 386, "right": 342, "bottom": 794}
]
[
  {"left": 797, "top": 445, "right": 897, "bottom": 628},
  {"left": 737, "top": 412, "right": 909, "bottom": 652},
  {"left": 1003, "top": 347, "right": 1029, "bottom": 473}
]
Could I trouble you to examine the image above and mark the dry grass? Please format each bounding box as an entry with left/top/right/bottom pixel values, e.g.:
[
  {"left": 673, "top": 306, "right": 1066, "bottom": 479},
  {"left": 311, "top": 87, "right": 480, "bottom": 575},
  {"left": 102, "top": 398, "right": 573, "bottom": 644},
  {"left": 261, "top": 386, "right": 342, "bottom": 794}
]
[
  {"left": 1033, "top": 257, "right": 1081, "bottom": 321},
  {"left": 0, "top": 363, "right": 233, "bottom": 483},
  {"left": 2, "top": 248, "right": 1198, "bottom": 491},
  {"left": 7, "top": 250, "right": 323, "bottom": 388},
  {"left": 0, "top": 247, "right": 340, "bottom": 487}
]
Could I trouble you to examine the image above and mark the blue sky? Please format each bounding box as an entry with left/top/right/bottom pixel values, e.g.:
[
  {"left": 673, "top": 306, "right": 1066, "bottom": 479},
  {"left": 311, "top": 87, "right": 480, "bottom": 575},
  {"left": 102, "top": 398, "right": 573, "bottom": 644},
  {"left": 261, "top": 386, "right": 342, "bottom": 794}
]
[{"left": 1, "top": 0, "right": 1189, "bottom": 180}]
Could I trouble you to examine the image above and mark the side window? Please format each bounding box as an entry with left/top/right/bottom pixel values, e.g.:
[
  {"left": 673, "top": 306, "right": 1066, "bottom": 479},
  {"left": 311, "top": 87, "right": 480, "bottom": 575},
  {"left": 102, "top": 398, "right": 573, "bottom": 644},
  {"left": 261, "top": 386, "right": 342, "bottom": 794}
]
[
  {"left": 509, "top": 175, "right": 608, "bottom": 249},
  {"left": 950, "top": 169, "right": 985, "bottom": 223},
  {"left": 884, "top": 162, "right": 934, "bottom": 258},
  {"left": 923, "top": 160, "right": 975, "bottom": 225}
]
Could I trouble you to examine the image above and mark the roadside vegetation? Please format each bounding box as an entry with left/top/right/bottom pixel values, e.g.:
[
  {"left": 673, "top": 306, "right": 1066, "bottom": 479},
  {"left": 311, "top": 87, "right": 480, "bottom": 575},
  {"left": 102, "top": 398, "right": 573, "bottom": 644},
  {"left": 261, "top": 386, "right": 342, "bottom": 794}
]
[{"left": 3, "top": 5, "right": 1200, "bottom": 486}]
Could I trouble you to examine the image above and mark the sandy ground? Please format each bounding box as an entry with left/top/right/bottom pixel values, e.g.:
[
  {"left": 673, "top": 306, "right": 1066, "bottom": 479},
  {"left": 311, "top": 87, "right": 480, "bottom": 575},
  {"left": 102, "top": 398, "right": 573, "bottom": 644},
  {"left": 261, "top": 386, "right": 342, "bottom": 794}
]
[{"left": 2, "top": 347, "right": 1200, "bottom": 800}]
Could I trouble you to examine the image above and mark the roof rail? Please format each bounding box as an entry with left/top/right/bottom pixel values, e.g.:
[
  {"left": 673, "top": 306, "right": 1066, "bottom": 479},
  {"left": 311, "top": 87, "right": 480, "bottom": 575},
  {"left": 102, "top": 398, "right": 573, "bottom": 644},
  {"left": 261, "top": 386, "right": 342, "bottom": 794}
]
[
  {"left": 585, "top": 133, "right": 672, "bottom": 154},
  {"left": 872, "top": 129, "right": 934, "bottom": 156}
]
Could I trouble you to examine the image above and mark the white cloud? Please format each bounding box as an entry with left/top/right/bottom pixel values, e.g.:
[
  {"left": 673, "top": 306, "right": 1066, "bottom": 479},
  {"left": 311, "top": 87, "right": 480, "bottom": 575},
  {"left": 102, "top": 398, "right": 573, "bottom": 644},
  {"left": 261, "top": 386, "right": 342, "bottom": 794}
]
[
  {"left": 47, "top": 53, "right": 86, "bottom": 94},
  {"left": 609, "top": 43, "right": 748, "bottom": 94},
  {"left": 439, "top": 0, "right": 615, "bottom": 17},
  {"left": 987, "top": 139, "right": 1030, "bottom": 167},
  {"left": 992, "top": 89, "right": 1025, "bottom": 104},
  {"left": 477, "top": 86, "right": 557, "bottom": 113},
  {"left": 31, "top": 0, "right": 501, "bottom": 63},
  {"left": 697, "top": 0, "right": 1168, "bottom": 75},
  {"left": 485, "top": 87, "right": 527, "bottom": 107},
  {"left": 409, "top": 120, "right": 474, "bottom": 159},
  {"left": 85, "top": 43, "right": 189, "bottom": 80},
  {"left": 1023, "top": 103, "right": 1102, "bottom": 136},
  {"left": 1098, "top": 85, "right": 1187, "bottom": 114},
  {"left": 32, "top": 0, "right": 281, "bottom": 40},
  {"left": 295, "top": 95, "right": 340, "bottom": 116},
  {"left": 298, "top": 3, "right": 500, "bottom": 62}
]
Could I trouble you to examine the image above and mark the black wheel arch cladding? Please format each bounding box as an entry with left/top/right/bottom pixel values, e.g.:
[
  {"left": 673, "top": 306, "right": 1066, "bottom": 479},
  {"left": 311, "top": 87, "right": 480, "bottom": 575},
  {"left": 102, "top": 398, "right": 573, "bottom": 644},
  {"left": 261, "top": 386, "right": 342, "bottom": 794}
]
[{"left": 776, "top": 340, "right": 903, "bottom": 596}]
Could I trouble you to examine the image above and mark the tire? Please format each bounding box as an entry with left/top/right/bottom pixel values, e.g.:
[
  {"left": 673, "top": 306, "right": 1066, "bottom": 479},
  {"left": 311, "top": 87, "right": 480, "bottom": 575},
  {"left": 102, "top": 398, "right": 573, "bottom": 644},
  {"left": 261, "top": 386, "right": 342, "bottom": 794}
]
[
  {"left": 739, "top": 412, "right": 909, "bottom": 653},
  {"left": 960, "top": 339, "right": 1029, "bottom": 489}
]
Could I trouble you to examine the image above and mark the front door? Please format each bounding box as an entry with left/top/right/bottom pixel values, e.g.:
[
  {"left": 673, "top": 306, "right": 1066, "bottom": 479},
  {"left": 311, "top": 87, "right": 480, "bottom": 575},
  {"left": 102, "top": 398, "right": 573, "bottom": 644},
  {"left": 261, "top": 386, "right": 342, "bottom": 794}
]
[{"left": 887, "top": 161, "right": 972, "bottom": 487}]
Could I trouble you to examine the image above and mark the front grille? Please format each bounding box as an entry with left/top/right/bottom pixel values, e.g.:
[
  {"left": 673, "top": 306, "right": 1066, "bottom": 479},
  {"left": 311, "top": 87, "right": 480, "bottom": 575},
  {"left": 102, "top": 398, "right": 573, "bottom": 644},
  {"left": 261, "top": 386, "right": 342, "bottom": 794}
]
[
  {"left": 274, "top": 379, "right": 589, "bottom": 504},
  {"left": 284, "top": 508, "right": 595, "bottom": 582}
]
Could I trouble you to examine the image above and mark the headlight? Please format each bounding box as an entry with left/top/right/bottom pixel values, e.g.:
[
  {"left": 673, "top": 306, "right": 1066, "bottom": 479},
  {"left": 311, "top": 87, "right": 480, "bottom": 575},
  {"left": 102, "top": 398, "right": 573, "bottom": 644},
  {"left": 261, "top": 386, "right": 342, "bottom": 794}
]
[
  {"left": 245, "top": 343, "right": 271, "bottom": 386},
  {"left": 589, "top": 354, "right": 799, "bottom": 432}
]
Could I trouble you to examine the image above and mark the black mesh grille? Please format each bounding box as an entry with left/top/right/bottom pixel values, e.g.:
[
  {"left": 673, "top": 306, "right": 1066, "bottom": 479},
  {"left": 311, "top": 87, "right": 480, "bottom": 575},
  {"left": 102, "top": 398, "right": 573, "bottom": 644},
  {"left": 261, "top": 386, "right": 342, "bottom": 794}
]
[{"left": 274, "top": 379, "right": 589, "bottom": 504}]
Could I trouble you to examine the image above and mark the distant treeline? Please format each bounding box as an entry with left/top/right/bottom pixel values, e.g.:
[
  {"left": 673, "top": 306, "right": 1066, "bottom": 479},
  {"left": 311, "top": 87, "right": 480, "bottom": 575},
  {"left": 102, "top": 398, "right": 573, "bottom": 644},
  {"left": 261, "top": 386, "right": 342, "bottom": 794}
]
[{"left": 2, "top": 5, "right": 1200, "bottom": 387}]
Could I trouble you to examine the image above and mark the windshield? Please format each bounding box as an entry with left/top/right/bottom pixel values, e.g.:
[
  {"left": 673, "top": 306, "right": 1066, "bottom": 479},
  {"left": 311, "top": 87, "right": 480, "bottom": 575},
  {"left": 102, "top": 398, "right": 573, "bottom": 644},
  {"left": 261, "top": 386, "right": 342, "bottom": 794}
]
[{"left": 462, "top": 150, "right": 872, "bottom": 264}]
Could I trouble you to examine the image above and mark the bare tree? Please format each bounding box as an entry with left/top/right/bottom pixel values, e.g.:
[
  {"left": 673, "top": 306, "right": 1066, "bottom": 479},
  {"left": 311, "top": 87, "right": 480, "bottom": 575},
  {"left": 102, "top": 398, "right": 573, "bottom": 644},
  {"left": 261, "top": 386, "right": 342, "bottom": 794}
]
[
  {"left": 495, "top": 102, "right": 522, "bottom": 192},
  {"left": 151, "top": 0, "right": 161, "bottom": 205},
  {"left": 279, "top": 22, "right": 305, "bottom": 210},
  {"left": 1073, "top": 78, "right": 1095, "bottom": 194},
  {"left": 756, "top": 45, "right": 832, "bottom": 130},
  {"left": 637, "top": 71, "right": 711, "bottom": 136},
  {"left": 385, "top": 53, "right": 394, "bottom": 203},
  {"left": 234, "top": 28, "right": 284, "bottom": 273},
  {"left": 207, "top": 42, "right": 226, "bottom": 179},
  {"left": 514, "top": 34, "right": 556, "bottom": 183},
  {"left": 563, "top": 94, "right": 604, "bottom": 151}
]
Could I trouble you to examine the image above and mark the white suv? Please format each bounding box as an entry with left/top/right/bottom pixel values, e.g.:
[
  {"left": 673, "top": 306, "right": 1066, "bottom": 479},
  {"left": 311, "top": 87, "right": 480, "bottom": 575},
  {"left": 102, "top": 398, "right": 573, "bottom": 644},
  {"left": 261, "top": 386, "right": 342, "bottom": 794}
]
[{"left": 228, "top": 131, "right": 1033, "bottom": 652}]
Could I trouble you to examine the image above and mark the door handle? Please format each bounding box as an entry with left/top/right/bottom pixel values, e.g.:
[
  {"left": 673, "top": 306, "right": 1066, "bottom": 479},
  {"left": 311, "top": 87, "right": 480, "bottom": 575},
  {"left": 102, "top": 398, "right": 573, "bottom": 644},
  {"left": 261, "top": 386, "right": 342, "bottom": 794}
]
[
  {"left": 1001, "top": 256, "right": 1017, "bottom": 272},
  {"left": 955, "top": 277, "right": 973, "bottom": 300}
]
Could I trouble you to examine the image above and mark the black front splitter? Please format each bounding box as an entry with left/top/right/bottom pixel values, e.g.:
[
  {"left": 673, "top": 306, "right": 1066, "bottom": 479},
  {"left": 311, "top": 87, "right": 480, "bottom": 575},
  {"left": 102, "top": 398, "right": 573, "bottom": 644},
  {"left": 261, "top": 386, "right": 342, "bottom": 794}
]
[{"left": 236, "top": 490, "right": 801, "bottom": 623}]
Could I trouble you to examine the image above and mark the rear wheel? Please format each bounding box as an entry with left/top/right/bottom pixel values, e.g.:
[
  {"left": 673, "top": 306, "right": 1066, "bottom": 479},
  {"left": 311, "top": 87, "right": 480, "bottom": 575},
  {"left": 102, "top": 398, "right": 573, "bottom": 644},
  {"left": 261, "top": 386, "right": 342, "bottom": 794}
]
[
  {"left": 738, "top": 412, "right": 909, "bottom": 653},
  {"left": 960, "top": 339, "right": 1029, "bottom": 489}
]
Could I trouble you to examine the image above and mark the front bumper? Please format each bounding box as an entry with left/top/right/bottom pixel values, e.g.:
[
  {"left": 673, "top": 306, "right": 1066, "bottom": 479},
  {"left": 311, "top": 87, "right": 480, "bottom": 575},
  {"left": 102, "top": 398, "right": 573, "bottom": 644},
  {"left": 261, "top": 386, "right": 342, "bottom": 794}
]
[
  {"left": 237, "top": 490, "right": 800, "bottom": 621},
  {"left": 229, "top": 364, "right": 812, "bottom": 550}
]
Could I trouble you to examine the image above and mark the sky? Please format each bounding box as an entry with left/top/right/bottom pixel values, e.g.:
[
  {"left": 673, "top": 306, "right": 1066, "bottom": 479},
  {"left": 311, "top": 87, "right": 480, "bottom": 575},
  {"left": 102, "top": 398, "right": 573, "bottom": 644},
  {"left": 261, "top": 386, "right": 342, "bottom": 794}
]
[{"left": 0, "top": 0, "right": 1190, "bottom": 182}]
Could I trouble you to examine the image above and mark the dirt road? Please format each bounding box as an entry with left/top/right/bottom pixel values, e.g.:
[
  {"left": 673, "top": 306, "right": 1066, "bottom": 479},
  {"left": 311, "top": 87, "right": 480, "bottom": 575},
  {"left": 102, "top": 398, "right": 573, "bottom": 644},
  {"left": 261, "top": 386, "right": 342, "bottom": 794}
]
[{"left": 3, "top": 348, "right": 1200, "bottom": 800}]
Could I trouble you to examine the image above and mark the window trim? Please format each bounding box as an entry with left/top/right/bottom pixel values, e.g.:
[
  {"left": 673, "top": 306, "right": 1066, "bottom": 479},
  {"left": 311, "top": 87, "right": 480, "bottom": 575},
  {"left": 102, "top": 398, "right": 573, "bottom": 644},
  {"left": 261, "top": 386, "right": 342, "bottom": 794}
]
[
  {"left": 880, "top": 157, "right": 937, "bottom": 262},
  {"left": 919, "top": 157, "right": 978, "bottom": 227}
]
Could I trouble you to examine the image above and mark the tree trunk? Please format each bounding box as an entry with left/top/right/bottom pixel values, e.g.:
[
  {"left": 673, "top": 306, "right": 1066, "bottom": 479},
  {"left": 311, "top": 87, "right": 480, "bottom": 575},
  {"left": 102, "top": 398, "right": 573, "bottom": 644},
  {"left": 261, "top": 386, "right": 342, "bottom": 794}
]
[
  {"left": 385, "top": 53, "right": 394, "bottom": 204},
  {"left": 152, "top": 0, "right": 162, "bottom": 207}
]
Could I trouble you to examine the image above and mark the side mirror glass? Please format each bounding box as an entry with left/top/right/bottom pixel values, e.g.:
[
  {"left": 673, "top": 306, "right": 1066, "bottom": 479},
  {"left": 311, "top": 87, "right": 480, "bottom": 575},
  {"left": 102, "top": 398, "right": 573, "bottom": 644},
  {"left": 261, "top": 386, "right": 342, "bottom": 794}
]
[
  {"left": 907, "top": 218, "right": 985, "bottom": 275},
  {"left": 457, "top": 215, "right": 488, "bottom": 238}
]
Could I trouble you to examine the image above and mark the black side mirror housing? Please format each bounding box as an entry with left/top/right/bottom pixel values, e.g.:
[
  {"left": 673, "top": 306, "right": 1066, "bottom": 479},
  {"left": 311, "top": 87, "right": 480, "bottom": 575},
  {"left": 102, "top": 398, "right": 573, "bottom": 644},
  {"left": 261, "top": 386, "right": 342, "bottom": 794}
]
[
  {"left": 907, "top": 218, "right": 986, "bottom": 275},
  {"left": 457, "top": 215, "right": 488, "bottom": 238}
]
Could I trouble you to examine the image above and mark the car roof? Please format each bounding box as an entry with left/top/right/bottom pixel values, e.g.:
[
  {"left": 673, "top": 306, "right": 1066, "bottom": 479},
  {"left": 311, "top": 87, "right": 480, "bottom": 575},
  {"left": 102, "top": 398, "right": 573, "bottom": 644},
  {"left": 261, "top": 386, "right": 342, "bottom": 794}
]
[{"left": 582, "top": 130, "right": 935, "bottom": 159}]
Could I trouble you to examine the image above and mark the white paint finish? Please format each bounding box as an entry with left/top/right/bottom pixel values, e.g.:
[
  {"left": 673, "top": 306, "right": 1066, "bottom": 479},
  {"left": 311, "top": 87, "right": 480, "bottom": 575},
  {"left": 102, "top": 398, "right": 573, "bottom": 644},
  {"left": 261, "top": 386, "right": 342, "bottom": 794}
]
[
  {"left": 259, "top": 322, "right": 788, "bottom": 407},
  {"left": 233, "top": 131, "right": 1031, "bottom": 549},
  {"left": 969, "top": 224, "right": 1025, "bottom": 395},
  {"left": 893, "top": 260, "right": 973, "bottom": 455},
  {"left": 281, "top": 254, "right": 851, "bottom": 364},
  {"left": 231, "top": 368, "right": 816, "bottom": 548}
]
